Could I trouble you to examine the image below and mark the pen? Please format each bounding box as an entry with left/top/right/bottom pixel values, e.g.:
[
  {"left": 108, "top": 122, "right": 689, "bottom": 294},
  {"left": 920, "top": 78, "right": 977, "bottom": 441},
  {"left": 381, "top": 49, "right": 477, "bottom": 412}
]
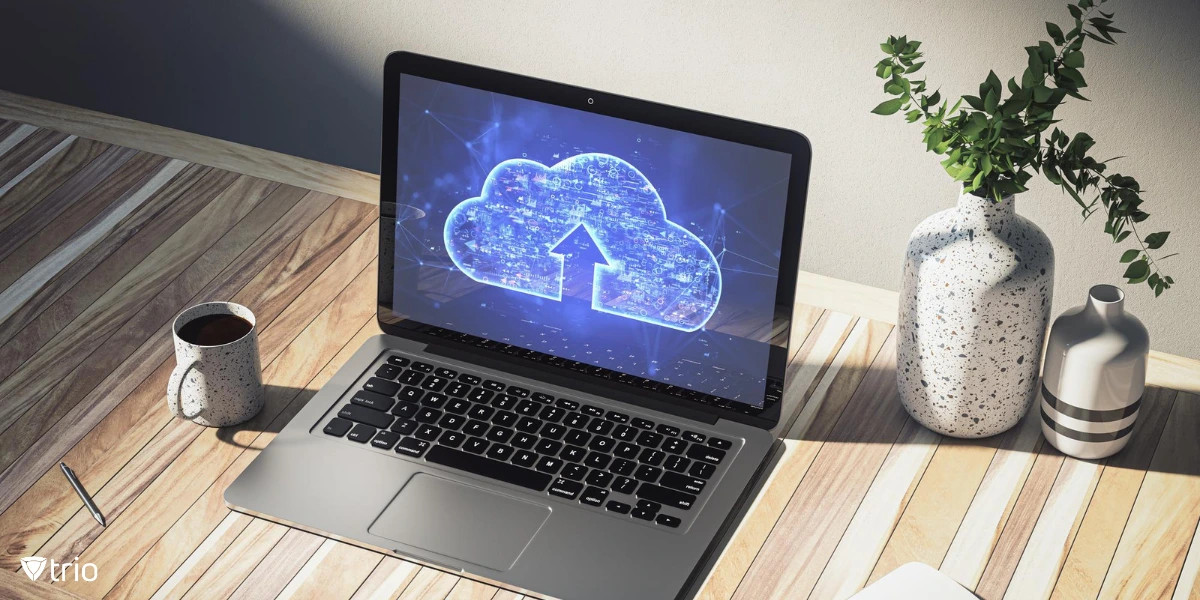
[{"left": 60, "top": 462, "right": 106, "bottom": 528}]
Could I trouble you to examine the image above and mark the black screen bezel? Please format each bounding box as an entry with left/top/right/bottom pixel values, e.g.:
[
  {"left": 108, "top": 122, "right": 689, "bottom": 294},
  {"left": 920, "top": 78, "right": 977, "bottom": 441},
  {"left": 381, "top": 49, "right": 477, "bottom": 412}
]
[{"left": 377, "top": 51, "right": 812, "bottom": 429}]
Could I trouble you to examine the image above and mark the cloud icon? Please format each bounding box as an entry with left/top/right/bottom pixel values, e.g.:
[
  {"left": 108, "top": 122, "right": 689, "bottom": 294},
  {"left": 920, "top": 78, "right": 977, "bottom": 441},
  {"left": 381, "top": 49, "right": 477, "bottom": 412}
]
[{"left": 444, "top": 153, "right": 721, "bottom": 331}]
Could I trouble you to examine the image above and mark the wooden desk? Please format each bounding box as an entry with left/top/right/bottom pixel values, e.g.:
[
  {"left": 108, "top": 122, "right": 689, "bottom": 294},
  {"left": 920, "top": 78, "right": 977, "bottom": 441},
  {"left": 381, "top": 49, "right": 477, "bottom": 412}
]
[{"left": 1, "top": 95, "right": 1199, "bottom": 600}]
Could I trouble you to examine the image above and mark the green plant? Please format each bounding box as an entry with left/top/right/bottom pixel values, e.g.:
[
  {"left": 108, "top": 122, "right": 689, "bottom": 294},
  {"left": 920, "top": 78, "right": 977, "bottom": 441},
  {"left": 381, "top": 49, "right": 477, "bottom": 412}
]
[{"left": 872, "top": 0, "right": 1176, "bottom": 295}]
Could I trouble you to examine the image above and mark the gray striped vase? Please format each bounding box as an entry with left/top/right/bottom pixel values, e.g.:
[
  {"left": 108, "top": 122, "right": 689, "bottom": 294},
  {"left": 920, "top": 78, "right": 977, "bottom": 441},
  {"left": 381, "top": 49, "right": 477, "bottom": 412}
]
[{"left": 1040, "top": 285, "right": 1149, "bottom": 459}]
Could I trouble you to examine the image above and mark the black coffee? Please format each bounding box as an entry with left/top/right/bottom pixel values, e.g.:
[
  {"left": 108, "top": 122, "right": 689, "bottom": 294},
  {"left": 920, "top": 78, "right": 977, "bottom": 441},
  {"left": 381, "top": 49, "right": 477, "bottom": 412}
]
[{"left": 177, "top": 313, "right": 253, "bottom": 346}]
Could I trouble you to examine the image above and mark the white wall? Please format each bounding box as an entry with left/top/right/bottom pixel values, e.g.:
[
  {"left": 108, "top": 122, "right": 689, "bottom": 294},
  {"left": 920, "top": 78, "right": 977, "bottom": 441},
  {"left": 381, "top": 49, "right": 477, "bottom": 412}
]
[{"left": 4, "top": 0, "right": 1196, "bottom": 356}]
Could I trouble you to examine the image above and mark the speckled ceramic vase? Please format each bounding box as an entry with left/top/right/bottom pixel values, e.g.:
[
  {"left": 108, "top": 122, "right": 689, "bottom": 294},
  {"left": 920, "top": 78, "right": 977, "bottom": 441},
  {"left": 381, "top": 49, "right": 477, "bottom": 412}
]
[
  {"left": 1040, "top": 285, "right": 1148, "bottom": 459},
  {"left": 169, "top": 302, "right": 263, "bottom": 427},
  {"left": 898, "top": 191, "right": 1054, "bottom": 438}
]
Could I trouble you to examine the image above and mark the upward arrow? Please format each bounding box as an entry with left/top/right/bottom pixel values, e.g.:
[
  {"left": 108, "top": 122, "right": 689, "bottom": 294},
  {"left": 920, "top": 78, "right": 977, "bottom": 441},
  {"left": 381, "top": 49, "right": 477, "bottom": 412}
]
[{"left": 549, "top": 223, "right": 611, "bottom": 296}]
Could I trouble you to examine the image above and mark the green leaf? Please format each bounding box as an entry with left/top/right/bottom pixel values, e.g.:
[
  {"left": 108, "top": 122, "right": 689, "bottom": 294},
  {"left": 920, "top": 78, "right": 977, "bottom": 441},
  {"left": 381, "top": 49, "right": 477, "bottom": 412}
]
[
  {"left": 881, "top": 42, "right": 895, "bottom": 54},
  {"left": 872, "top": 98, "right": 905, "bottom": 115},
  {"left": 1145, "top": 231, "right": 1170, "bottom": 249},
  {"left": 905, "top": 109, "right": 922, "bottom": 123},
  {"left": 906, "top": 61, "right": 925, "bottom": 73},
  {"left": 984, "top": 89, "right": 999, "bottom": 114},
  {"left": 1123, "top": 259, "right": 1149, "bottom": 282},
  {"left": 1046, "top": 22, "right": 1065, "bottom": 44},
  {"left": 963, "top": 95, "right": 984, "bottom": 111},
  {"left": 1116, "top": 230, "right": 1132, "bottom": 243},
  {"left": 1119, "top": 249, "right": 1140, "bottom": 263},
  {"left": 1068, "top": 4, "right": 1082, "bottom": 19},
  {"left": 1063, "top": 51, "right": 1085, "bottom": 68}
]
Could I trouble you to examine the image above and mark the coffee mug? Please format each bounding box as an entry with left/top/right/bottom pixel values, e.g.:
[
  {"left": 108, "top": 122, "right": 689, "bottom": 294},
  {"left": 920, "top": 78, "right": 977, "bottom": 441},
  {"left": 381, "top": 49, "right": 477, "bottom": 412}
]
[{"left": 169, "top": 301, "right": 264, "bottom": 427}]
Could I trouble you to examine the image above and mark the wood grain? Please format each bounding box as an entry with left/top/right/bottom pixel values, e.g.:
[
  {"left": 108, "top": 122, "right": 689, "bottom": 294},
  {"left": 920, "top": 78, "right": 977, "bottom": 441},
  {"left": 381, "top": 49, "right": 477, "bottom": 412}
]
[{"left": 0, "top": 128, "right": 71, "bottom": 196}]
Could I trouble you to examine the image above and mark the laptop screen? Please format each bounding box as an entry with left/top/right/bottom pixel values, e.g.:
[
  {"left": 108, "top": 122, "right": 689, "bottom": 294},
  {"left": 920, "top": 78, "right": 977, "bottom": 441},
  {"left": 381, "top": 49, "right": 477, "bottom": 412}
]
[{"left": 391, "top": 74, "right": 793, "bottom": 408}]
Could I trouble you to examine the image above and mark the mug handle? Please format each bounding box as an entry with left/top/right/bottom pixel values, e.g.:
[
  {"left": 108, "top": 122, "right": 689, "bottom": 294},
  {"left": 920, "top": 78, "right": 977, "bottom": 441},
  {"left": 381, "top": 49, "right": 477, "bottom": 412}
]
[{"left": 168, "top": 360, "right": 204, "bottom": 420}]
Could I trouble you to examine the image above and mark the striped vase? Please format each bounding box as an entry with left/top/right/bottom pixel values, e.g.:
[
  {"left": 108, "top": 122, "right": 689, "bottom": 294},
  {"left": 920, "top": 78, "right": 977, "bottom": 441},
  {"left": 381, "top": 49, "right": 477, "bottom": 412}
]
[{"left": 1040, "top": 285, "right": 1149, "bottom": 459}]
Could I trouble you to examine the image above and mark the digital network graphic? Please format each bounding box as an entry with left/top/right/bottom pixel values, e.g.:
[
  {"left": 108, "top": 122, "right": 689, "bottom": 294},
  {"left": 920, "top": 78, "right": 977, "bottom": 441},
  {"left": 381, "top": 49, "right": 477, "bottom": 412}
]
[{"left": 444, "top": 153, "right": 722, "bottom": 332}]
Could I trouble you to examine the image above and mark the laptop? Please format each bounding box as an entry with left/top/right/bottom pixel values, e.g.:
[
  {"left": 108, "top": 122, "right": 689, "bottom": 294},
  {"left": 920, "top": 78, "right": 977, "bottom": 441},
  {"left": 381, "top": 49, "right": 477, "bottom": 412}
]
[{"left": 226, "top": 51, "right": 812, "bottom": 599}]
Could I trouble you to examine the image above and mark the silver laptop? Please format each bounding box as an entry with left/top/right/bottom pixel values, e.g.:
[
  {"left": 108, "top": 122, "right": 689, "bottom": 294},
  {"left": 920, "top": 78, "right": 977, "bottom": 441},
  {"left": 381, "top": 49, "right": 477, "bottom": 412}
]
[{"left": 226, "top": 51, "right": 812, "bottom": 599}]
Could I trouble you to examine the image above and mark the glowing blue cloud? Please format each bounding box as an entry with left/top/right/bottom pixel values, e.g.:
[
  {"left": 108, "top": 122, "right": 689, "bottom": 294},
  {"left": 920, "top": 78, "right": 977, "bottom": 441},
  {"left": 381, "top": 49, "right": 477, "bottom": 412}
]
[{"left": 444, "top": 153, "right": 722, "bottom": 331}]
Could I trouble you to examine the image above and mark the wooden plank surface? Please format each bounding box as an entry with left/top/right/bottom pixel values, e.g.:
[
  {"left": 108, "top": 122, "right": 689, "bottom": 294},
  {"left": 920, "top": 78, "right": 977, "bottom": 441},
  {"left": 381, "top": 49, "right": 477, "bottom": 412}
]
[{"left": 1, "top": 113, "right": 1198, "bottom": 600}]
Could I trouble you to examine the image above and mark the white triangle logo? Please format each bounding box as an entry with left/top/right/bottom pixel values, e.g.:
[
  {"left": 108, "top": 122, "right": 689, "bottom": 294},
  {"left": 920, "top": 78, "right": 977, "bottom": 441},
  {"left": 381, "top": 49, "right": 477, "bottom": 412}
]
[{"left": 20, "top": 556, "right": 47, "bottom": 581}]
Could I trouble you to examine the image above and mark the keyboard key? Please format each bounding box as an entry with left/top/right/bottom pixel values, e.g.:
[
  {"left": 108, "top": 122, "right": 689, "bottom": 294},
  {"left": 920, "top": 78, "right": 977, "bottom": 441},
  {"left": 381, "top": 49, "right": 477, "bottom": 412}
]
[
  {"left": 492, "top": 411, "right": 518, "bottom": 428},
  {"left": 564, "top": 413, "right": 589, "bottom": 429},
  {"left": 363, "top": 377, "right": 400, "bottom": 396},
  {"left": 656, "top": 424, "right": 681, "bottom": 437},
  {"left": 606, "top": 411, "right": 629, "bottom": 423},
  {"left": 540, "top": 423, "right": 566, "bottom": 440},
  {"left": 614, "top": 426, "right": 638, "bottom": 442},
  {"left": 487, "top": 427, "right": 514, "bottom": 444},
  {"left": 539, "top": 406, "right": 565, "bottom": 422},
  {"left": 439, "top": 413, "right": 465, "bottom": 430},
  {"left": 435, "top": 367, "right": 458, "bottom": 378},
  {"left": 637, "top": 483, "right": 697, "bottom": 510},
  {"left": 639, "top": 449, "right": 665, "bottom": 466},
  {"left": 587, "top": 419, "right": 614, "bottom": 436},
  {"left": 371, "top": 430, "right": 401, "bottom": 450},
  {"left": 632, "top": 508, "right": 655, "bottom": 521},
  {"left": 536, "top": 456, "right": 563, "bottom": 474},
  {"left": 690, "top": 461, "right": 716, "bottom": 479},
  {"left": 564, "top": 430, "right": 590, "bottom": 446},
  {"left": 515, "top": 416, "right": 542, "bottom": 434},
  {"left": 467, "top": 405, "right": 494, "bottom": 420},
  {"left": 708, "top": 437, "right": 732, "bottom": 450},
  {"left": 682, "top": 431, "right": 707, "bottom": 444},
  {"left": 664, "top": 455, "right": 691, "bottom": 473},
  {"left": 606, "top": 500, "right": 632, "bottom": 514},
  {"left": 581, "top": 486, "right": 609, "bottom": 506},
  {"left": 425, "top": 445, "right": 551, "bottom": 491},
  {"left": 512, "top": 449, "right": 538, "bottom": 468},
  {"left": 414, "top": 424, "right": 441, "bottom": 441},
  {"left": 585, "top": 470, "right": 614, "bottom": 488},
  {"left": 486, "top": 444, "right": 514, "bottom": 461},
  {"left": 463, "top": 437, "right": 489, "bottom": 454},
  {"left": 445, "top": 398, "right": 471, "bottom": 414},
  {"left": 613, "top": 476, "right": 638, "bottom": 495},
  {"left": 556, "top": 398, "right": 580, "bottom": 410},
  {"left": 632, "top": 417, "right": 655, "bottom": 430},
  {"left": 397, "top": 386, "right": 423, "bottom": 402},
  {"left": 414, "top": 408, "right": 442, "bottom": 423},
  {"left": 463, "top": 419, "right": 489, "bottom": 437},
  {"left": 396, "top": 437, "right": 430, "bottom": 457},
  {"left": 439, "top": 430, "right": 465, "bottom": 448},
  {"left": 637, "top": 498, "right": 662, "bottom": 512},
  {"left": 686, "top": 445, "right": 727, "bottom": 465},
  {"left": 323, "top": 418, "right": 352, "bottom": 437},
  {"left": 457, "top": 373, "right": 481, "bottom": 385},
  {"left": 635, "top": 464, "right": 662, "bottom": 483},
  {"left": 398, "top": 371, "right": 424, "bottom": 385},
  {"left": 338, "top": 404, "right": 393, "bottom": 429},
  {"left": 515, "top": 400, "right": 540, "bottom": 416},
  {"left": 391, "top": 401, "right": 419, "bottom": 419},
  {"left": 636, "top": 431, "right": 663, "bottom": 447},
  {"left": 610, "top": 458, "right": 636, "bottom": 476},
  {"left": 588, "top": 436, "right": 615, "bottom": 453},
  {"left": 549, "top": 478, "right": 583, "bottom": 500},
  {"left": 584, "top": 452, "right": 611, "bottom": 470},
  {"left": 467, "top": 388, "right": 494, "bottom": 403},
  {"left": 492, "top": 394, "right": 518, "bottom": 410},
  {"left": 581, "top": 405, "right": 605, "bottom": 417},
  {"left": 482, "top": 379, "right": 506, "bottom": 392},
  {"left": 655, "top": 514, "right": 681, "bottom": 528},
  {"left": 420, "top": 376, "right": 448, "bottom": 392},
  {"left": 614, "top": 442, "right": 640, "bottom": 460},
  {"left": 660, "top": 472, "right": 706, "bottom": 495},
  {"left": 352, "top": 390, "right": 395, "bottom": 412},
  {"left": 391, "top": 419, "right": 418, "bottom": 435},
  {"left": 375, "top": 364, "right": 402, "bottom": 380},
  {"left": 445, "top": 382, "right": 471, "bottom": 398},
  {"left": 506, "top": 385, "right": 530, "bottom": 398},
  {"left": 421, "top": 393, "right": 447, "bottom": 408},
  {"left": 386, "top": 356, "right": 410, "bottom": 368},
  {"left": 535, "top": 439, "right": 563, "bottom": 456},
  {"left": 560, "top": 445, "right": 586, "bottom": 463},
  {"left": 511, "top": 432, "right": 537, "bottom": 449},
  {"left": 411, "top": 361, "right": 433, "bottom": 372},
  {"left": 532, "top": 392, "right": 554, "bottom": 403},
  {"left": 662, "top": 438, "right": 688, "bottom": 455},
  {"left": 561, "top": 463, "right": 588, "bottom": 481}
]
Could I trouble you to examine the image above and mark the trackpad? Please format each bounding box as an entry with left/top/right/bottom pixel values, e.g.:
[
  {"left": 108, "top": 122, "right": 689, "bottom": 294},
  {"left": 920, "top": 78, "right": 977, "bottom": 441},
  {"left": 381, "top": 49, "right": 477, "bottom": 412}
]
[{"left": 369, "top": 473, "right": 551, "bottom": 571}]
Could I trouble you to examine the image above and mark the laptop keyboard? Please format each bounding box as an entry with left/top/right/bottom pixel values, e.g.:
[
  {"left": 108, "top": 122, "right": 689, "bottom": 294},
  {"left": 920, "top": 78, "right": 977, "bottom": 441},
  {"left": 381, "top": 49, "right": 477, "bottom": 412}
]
[{"left": 320, "top": 353, "right": 736, "bottom": 529}]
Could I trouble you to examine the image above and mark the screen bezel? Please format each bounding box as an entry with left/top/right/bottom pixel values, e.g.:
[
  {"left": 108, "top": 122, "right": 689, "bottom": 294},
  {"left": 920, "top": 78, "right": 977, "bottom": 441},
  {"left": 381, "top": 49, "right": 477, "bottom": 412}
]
[{"left": 378, "top": 51, "right": 812, "bottom": 429}]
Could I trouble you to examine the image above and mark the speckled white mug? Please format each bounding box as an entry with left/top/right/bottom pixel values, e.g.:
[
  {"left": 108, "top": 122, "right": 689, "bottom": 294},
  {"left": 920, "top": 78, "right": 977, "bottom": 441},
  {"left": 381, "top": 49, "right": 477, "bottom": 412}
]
[{"left": 169, "top": 302, "right": 264, "bottom": 427}]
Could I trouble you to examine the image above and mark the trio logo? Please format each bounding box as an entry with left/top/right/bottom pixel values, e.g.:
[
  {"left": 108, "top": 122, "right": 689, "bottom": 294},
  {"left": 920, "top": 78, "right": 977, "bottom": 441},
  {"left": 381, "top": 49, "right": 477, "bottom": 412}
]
[{"left": 20, "top": 555, "right": 98, "bottom": 582}]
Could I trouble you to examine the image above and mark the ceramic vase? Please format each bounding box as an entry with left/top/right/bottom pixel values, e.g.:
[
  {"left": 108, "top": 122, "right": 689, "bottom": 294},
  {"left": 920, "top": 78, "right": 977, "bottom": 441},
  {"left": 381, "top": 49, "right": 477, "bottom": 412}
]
[
  {"left": 1040, "top": 285, "right": 1148, "bottom": 459},
  {"left": 898, "top": 191, "right": 1054, "bottom": 438}
]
